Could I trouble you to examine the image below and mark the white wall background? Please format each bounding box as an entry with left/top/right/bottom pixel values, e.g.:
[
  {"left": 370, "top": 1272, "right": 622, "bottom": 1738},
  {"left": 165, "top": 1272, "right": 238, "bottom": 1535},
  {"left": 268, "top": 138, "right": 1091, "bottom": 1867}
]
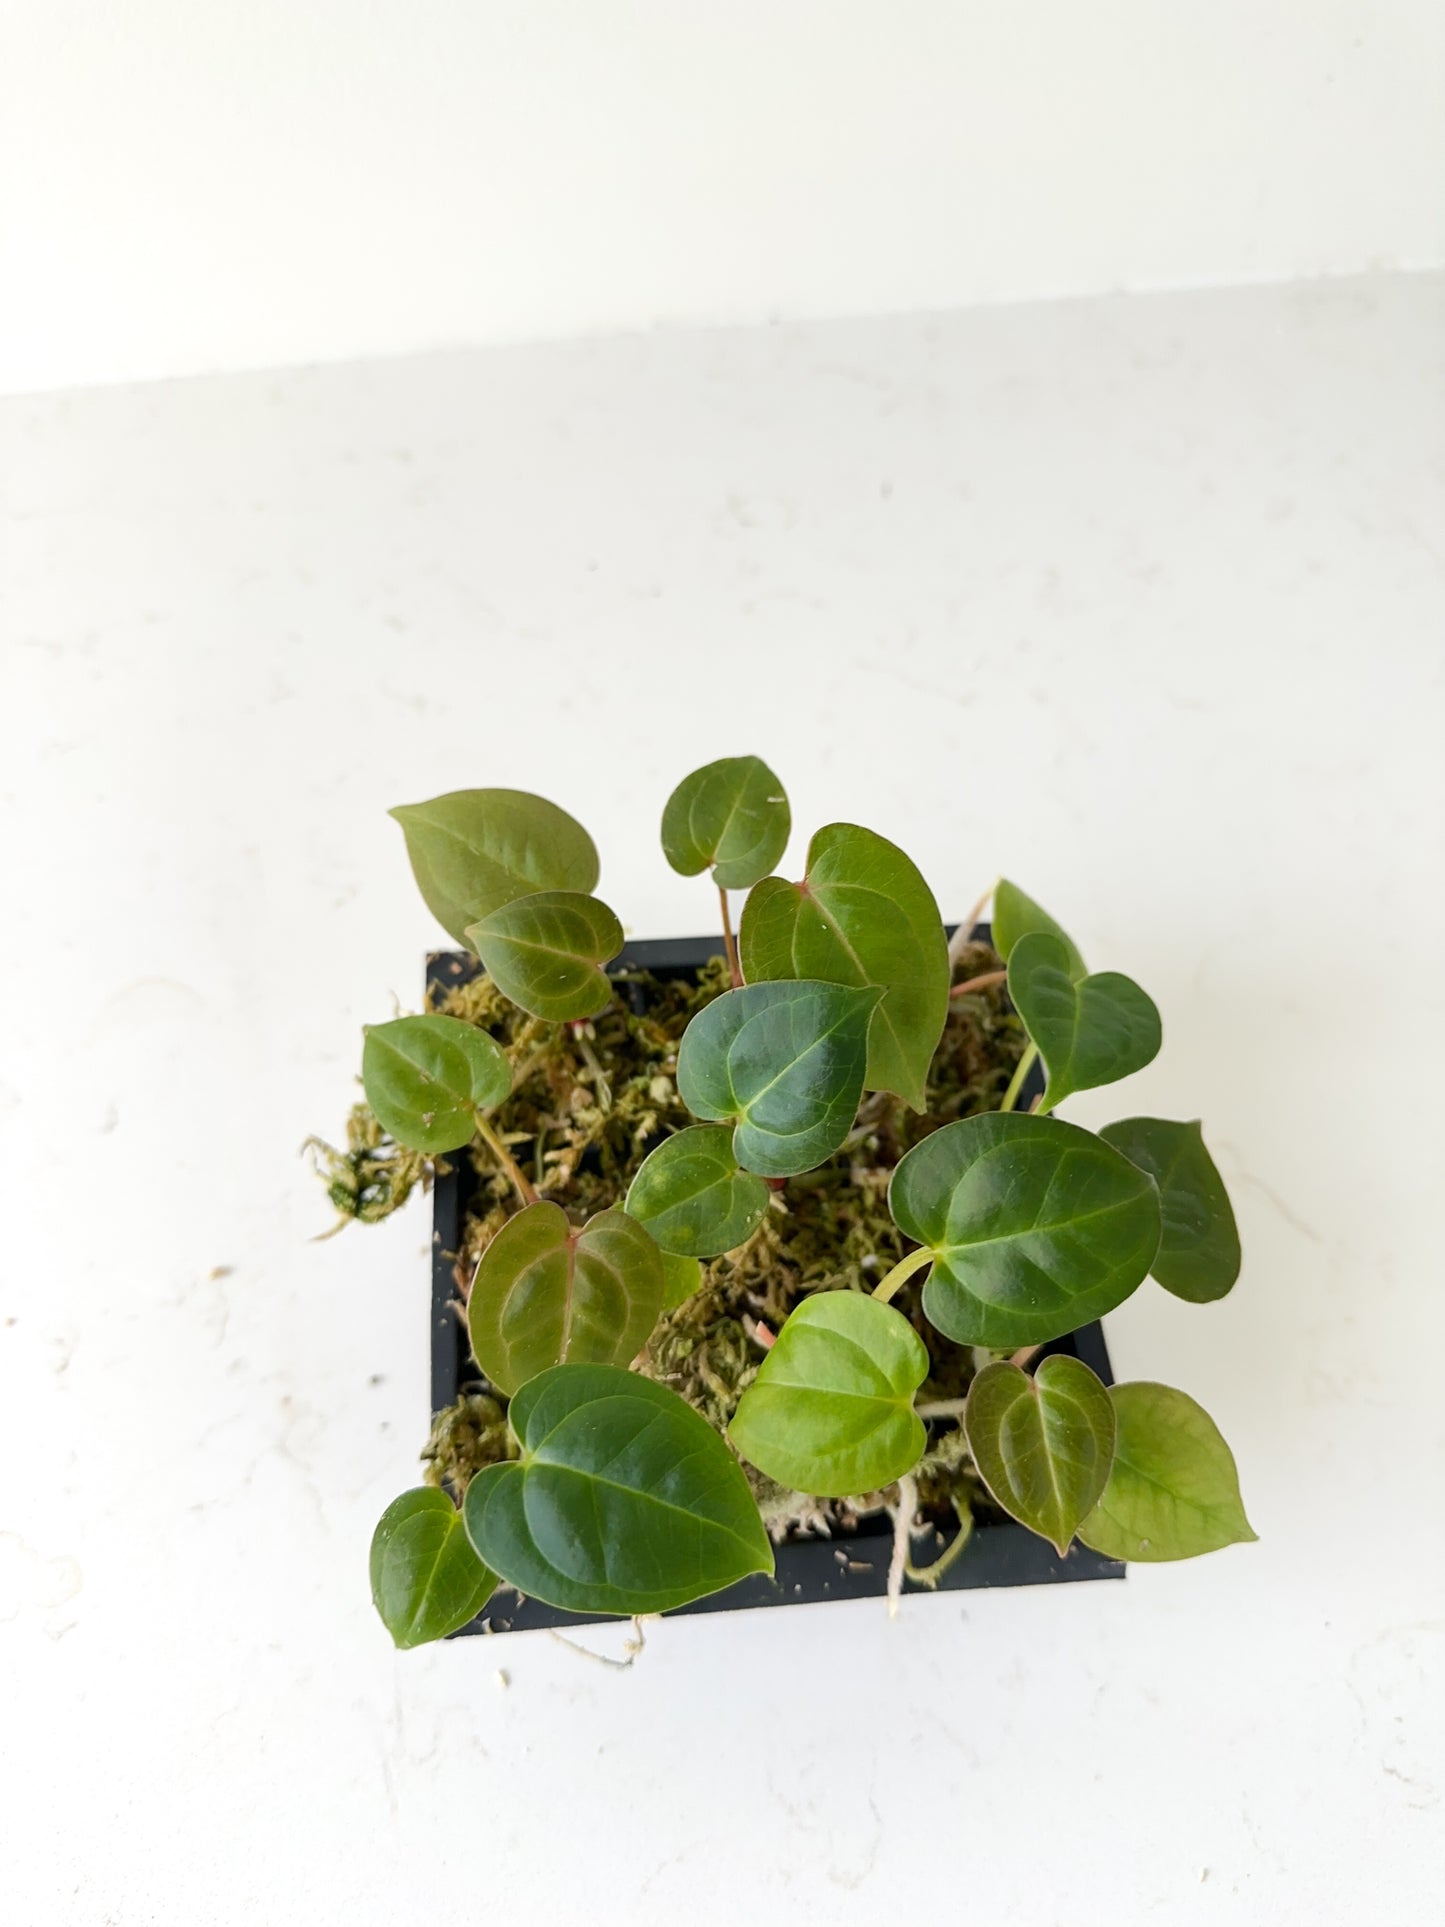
[
  {"left": 3, "top": 272, "right": 1443, "bottom": 1924},
  {"left": 4, "top": 1, "right": 1444, "bottom": 393}
]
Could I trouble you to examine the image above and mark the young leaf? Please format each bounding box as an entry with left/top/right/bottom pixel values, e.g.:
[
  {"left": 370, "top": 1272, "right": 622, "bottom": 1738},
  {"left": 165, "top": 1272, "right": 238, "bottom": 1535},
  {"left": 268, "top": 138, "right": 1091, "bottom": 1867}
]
[
  {"left": 676, "top": 980, "right": 882, "bottom": 1178},
  {"left": 889, "top": 1111, "right": 1161, "bottom": 1347},
  {"left": 1099, "top": 1117, "right": 1241, "bottom": 1303},
  {"left": 467, "top": 1201, "right": 664, "bottom": 1395},
  {"left": 729, "top": 1291, "right": 928, "bottom": 1497},
  {"left": 1078, "top": 1382, "right": 1256, "bottom": 1561},
  {"left": 361, "top": 1013, "right": 511, "bottom": 1154},
  {"left": 659, "top": 1251, "right": 703, "bottom": 1311},
  {"left": 661, "top": 756, "right": 790, "bottom": 890},
  {"left": 964, "top": 1355, "right": 1116, "bottom": 1555},
  {"left": 463, "top": 1363, "right": 774, "bottom": 1614},
  {"left": 624, "top": 1125, "right": 770, "bottom": 1258},
  {"left": 370, "top": 1488, "right": 497, "bottom": 1648},
  {"left": 739, "top": 823, "right": 949, "bottom": 1111},
  {"left": 1007, "top": 931, "right": 1161, "bottom": 1111},
  {"left": 465, "top": 890, "right": 623, "bottom": 1021},
  {"left": 991, "top": 879, "right": 1086, "bottom": 979},
  {"left": 390, "top": 788, "right": 600, "bottom": 945}
]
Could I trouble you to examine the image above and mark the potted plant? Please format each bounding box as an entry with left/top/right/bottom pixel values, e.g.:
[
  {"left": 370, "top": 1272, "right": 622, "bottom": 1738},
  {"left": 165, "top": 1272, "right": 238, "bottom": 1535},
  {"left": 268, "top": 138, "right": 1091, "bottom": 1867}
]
[{"left": 310, "top": 758, "right": 1254, "bottom": 1649}]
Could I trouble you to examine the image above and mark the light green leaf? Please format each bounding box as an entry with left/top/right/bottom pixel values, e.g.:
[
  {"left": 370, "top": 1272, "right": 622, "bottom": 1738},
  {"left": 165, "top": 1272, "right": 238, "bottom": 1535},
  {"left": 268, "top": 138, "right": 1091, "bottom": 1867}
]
[
  {"left": 361, "top": 1014, "right": 511, "bottom": 1154},
  {"left": 390, "top": 788, "right": 600, "bottom": 945},
  {"left": 465, "top": 890, "right": 623, "bottom": 1021},
  {"left": 660, "top": 755, "right": 790, "bottom": 891},
  {"left": 964, "top": 1355, "right": 1116, "bottom": 1555},
  {"left": 463, "top": 1364, "right": 774, "bottom": 1614},
  {"left": 1007, "top": 931, "right": 1161, "bottom": 1111},
  {"left": 676, "top": 979, "right": 881, "bottom": 1178},
  {"left": 1078, "top": 1381, "right": 1257, "bottom": 1561},
  {"left": 467, "top": 1201, "right": 664, "bottom": 1395},
  {"left": 889, "top": 1111, "right": 1161, "bottom": 1347},
  {"left": 729, "top": 1291, "right": 928, "bottom": 1497},
  {"left": 659, "top": 1251, "right": 703, "bottom": 1311},
  {"left": 625, "top": 1125, "right": 770, "bottom": 1258},
  {"left": 739, "top": 823, "right": 948, "bottom": 1111},
  {"left": 991, "top": 879, "right": 1086, "bottom": 980},
  {"left": 370, "top": 1488, "right": 497, "bottom": 1648},
  {"left": 1099, "top": 1117, "right": 1241, "bottom": 1303}
]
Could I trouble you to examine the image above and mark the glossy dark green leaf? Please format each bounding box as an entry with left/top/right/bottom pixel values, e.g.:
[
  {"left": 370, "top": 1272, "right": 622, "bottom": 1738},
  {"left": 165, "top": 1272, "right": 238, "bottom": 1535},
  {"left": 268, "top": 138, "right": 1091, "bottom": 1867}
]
[
  {"left": 467, "top": 1201, "right": 664, "bottom": 1395},
  {"left": 463, "top": 1363, "right": 774, "bottom": 1614},
  {"left": 370, "top": 1487, "right": 497, "bottom": 1648},
  {"left": 729, "top": 1291, "right": 928, "bottom": 1497},
  {"left": 465, "top": 890, "right": 623, "bottom": 1021},
  {"left": 889, "top": 1111, "right": 1161, "bottom": 1347},
  {"left": 361, "top": 1014, "right": 511, "bottom": 1154},
  {"left": 660, "top": 755, "right": 791, "bottom": 891},
  {"left": 1078, "top": 1382, "right": 1257, "bottom": 1561},
  {"left": 624, "top": 1125, "right": 770, "bottom": 1258},
  {"left": 390, "top": 788, "right": 600, "bottom": 945},
  {"left": 991, "top": 879, "right": 1086, "bottom": 980},
  {"left": 676, "top": 979, "right": 881, "bottom": 1178},
  {"left": 1007, "top": 931, "right": 1161, "bottom": 1112},
  {"left": 965, "top": 1355, "right": 1116, "bottom": 1554},
  {"left": 739, "top": 823, "right": 949, "bottom": 1111},
  {"left": 1099, "top": 1117, "right": 1241, "bottom": 1303},
  {"left": 659, "top": 1251, "right": 703, "bottom": 1311}
]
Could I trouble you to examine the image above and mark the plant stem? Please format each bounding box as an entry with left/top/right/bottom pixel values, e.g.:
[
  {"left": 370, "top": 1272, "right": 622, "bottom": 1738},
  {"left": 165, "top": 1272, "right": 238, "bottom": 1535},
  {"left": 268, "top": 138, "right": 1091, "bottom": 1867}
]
[
  {"left": 474, "top": 1114, "right": 538, "bottom": 1208},
  {"left": 947, "top": 881, "right": 998, "bottom": 965},
  {"left": 997, "top": 1042, "right": 1038, "bottom": 1113},
  {"left": 1010, "top": 1342, "right": 1046, "bottom": 1371},
  {"left": 718, "top": 886, "right": 742, "bottom": 987},
  {"left": 904, "top": 1502, "right": 975, "bottom": 1589},
  {"left": 914, "top": 1396, "right": 970, "bottom": 1421},
  {"left": 872, "top": 1244, "right": 934, "bottom": 1303},
  {"left": 949, "top": 969, "right": 1007, "bottom": 1001}
]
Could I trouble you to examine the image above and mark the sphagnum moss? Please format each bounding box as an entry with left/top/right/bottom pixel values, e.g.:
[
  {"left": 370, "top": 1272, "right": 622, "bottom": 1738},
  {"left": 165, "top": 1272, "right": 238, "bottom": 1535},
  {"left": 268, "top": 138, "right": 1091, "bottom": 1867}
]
[{"left": 326, "top": 944, "right": 1028, "bottom": 1540}]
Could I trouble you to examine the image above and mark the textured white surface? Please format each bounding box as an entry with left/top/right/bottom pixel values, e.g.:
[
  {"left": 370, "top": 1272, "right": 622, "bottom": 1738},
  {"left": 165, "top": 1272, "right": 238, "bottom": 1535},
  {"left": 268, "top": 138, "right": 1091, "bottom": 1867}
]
[
  {"left": 5, "top": 3, "right": 1445, "bottom": 391},
  {"left": 2, "top": 273, "right": 1443, "bottom": 1922}
]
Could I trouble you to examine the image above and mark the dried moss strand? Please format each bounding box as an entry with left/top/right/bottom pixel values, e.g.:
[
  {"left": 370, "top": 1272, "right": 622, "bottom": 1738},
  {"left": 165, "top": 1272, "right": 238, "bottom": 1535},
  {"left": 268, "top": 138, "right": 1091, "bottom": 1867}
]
[{"left": 475, "top": 1114, "right": 537, "bottom": 1207}]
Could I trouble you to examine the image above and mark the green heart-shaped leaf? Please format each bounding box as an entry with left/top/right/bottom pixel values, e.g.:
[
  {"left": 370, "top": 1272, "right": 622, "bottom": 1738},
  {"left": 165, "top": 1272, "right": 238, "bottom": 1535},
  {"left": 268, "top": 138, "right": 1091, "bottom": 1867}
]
[
  {"left": 463, "top": 1363, "right": 774, "bottom": 1614},
  {"left": 964, "top": 1355, "right": 1116, "bottom": 1555},
  {"left": 1099, "top": 1117, "right": 1241, "bottom": 1303},
  {"left": 370, "top": 1487, "right": 497, "bottom": 1648},
  {"left": 676, "top": 979, "right": 882, "bottom": 1178},
  {"left": 391, "top": 788, "right": 600, "bottom": 945},
  {"left": 1008, "top": 931, "right": 1161, "bottom": 1111},
  {"left": 465, "top": 890, "right": 623, "bottom": 1021},
  {"left": 729, "top": 1291, "right": 928, "bottom": 1497},
  {"left": 659, "top": 1251, "right": 703, "bottom": 1311},
  {"left": 625, "top": 1125, "right": 770, "bottom": 1258},
  {"left": 1078, "top": 1381, "right": 1256, "bottom": 1561},
  {"left": 739, "top": 823, "right": 949, "bottom": 1111},
  {"left": 889, "top": 1111, "right": 1161, "bottom": 1347},
  {"left": 991, "top": 879, "right": 1085, "bottom": 979},
  {"left": 361, "top": 1013, "right": 511, "bottom": 1153},
  {"left": 660, "top": 755, "right": 791, "bottom": 890},
  {"left": 466, "top": 1201, "right": 664, "bottom": 1395}
]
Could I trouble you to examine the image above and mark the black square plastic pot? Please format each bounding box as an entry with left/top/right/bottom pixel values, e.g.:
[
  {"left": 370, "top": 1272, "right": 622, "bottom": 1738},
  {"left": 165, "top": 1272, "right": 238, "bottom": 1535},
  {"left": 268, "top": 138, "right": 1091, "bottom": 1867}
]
[{"left": 427, "top": 933, "right": 1125, "bottom": 1635}]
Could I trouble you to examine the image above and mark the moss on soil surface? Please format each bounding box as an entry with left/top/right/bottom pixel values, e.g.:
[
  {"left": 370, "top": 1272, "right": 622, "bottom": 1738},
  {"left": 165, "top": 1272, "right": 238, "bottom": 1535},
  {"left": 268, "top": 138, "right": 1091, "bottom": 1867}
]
[{"left": 312, "top": 943, "right": 1029, "bottom": 1539}]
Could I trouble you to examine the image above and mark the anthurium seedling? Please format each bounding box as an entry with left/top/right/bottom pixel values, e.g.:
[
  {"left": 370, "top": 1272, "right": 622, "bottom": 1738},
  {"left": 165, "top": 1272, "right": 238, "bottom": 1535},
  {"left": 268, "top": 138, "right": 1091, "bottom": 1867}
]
[{"left": 329, "top": 765, "right": 1255, "bottom": 1647}]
